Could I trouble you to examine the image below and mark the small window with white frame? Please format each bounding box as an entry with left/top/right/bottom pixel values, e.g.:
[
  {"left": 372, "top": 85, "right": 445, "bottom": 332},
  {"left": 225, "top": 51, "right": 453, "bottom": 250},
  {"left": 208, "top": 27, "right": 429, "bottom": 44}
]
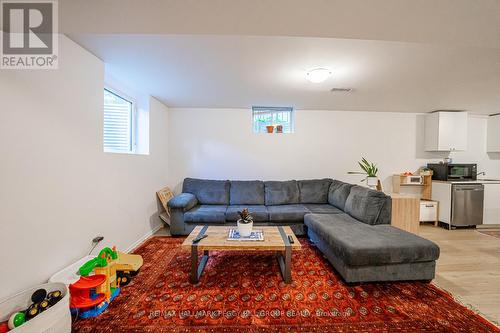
[
  {"left": 252, "top": 106, "right": 294, "bottom": 133},
  {"left": 103, "top": 88, "right": 135, "bottom": 153}
]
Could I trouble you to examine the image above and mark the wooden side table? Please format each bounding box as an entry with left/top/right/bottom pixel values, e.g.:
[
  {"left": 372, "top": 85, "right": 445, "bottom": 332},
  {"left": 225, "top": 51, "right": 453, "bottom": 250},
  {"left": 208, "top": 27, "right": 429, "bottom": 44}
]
[{"left": 390, "top": 193, "right": 420, "bottom": 234}]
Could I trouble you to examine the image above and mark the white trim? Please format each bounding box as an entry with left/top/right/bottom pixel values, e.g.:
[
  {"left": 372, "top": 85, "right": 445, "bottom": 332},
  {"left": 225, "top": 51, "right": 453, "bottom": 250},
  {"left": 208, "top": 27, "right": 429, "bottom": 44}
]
[
  {"left": 124, "top": 224, "right": 163, "bottom": 254},
  {"left": 101, "top": 150, "right": 149, "bottom": 156},
  {"left": 104, "top": 85, "right": 136, "bottom": 107}
]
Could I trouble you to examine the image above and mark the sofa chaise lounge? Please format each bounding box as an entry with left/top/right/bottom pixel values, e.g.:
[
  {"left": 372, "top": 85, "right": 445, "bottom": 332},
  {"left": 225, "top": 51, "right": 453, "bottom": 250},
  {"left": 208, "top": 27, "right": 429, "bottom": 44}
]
[{"left": 167, "top": 178, "right": 440, "bottom": 283}]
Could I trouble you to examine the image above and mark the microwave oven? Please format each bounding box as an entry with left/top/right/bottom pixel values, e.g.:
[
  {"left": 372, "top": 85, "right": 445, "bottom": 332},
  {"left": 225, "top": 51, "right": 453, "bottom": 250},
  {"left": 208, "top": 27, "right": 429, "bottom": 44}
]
[{"left": 427, "top": 163, "right": 477, "bottom": 181}]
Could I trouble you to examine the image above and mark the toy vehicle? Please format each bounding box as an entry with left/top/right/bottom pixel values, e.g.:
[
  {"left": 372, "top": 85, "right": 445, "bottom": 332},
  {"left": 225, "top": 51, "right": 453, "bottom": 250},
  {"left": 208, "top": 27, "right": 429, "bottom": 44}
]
[{"left": 115, "top": 251, "right": 143, "bottom": 285}]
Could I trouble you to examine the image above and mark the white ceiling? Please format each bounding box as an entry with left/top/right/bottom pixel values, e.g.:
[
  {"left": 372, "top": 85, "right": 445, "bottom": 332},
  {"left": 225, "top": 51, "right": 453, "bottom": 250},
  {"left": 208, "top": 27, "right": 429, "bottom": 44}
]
[
  {"left": 65, "top": 0, "right": 500, "bottom": 114},
  {"left": 69, "top": 34, "right": 500, "bottom": 113},
  {"left": 61, "top": 0, "right": 500, "bottom": 48}
]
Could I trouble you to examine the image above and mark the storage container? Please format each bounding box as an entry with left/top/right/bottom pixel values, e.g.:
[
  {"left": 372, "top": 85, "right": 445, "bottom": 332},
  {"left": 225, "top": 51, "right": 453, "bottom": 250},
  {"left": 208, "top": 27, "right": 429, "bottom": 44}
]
[
  {"left": 0, "top": 282, "right": 70, "bottom": 333},
  {"left": 420, "top": 200, "right": 438, "bottom": 222}
]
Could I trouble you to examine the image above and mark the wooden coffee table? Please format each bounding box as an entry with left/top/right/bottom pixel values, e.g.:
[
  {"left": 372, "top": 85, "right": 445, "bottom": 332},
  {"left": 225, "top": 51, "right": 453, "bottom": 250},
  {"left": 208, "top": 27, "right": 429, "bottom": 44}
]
[{"left": 181, "top": 226, "right": 302, "bottom": 284}]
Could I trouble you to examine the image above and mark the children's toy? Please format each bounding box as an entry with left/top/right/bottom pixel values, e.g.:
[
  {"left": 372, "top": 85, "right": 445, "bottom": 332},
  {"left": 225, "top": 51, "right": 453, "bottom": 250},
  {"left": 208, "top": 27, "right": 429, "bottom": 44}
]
[
  {"left": 69, "top": 275, "right": 115, "bottom": 318},
  {"left": 68, "top": 247, "right": 143, "bottom": 318},
  {"left": 47, "top": 291, "right": 63, "bottom": 306},
  {"left": 7, "top": 312, "right": 25, "bottom": 329},
  {"left": 25, "top": 303, "right": 39, "bottom": 320},
  {"left": 31, "top": 289, "right": 47, "bottom": 303},
  {"left": 0, "top": 322, "right": 9, "bottom": 333},
  {"left": 3, "top": 287, "right": 65, "bottom": 330},
  {"left": 115, "top": 251, "right": 143, "bottom": 285},
  {"left": 38, "top": 299, "right": 50, "bottom": 312}
]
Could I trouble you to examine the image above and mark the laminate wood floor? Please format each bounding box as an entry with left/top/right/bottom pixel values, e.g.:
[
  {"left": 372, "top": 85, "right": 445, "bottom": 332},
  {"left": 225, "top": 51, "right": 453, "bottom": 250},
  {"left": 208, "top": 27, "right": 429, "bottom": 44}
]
[{"left": 420, "top": 224, "right": 500, "bottom": 325}]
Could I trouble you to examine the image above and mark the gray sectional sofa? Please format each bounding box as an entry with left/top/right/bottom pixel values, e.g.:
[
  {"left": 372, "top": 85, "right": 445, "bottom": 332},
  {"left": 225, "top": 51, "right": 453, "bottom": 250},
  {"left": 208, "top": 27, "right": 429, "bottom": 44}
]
[
  {"left": 168, "top": 178, "right": 336, "bottom": 236},
  {"left": 167, "top": 178, "right": 440, "bottom": 283}
]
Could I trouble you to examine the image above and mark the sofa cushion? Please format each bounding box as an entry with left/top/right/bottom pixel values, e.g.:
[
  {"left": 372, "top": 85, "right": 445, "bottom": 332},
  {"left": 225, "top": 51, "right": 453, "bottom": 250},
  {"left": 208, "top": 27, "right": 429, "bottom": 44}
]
[
  {"left": 328, "top": 180, "right": 354, "bottom": 210},
  {"left": 229, "top": 181, "right": 265, "bottom": 205},
  {"left": 344, "top": 185, "right": 391, "bottom": 225},
  {"left": 298, "top": 179, "right": 333, "bottom": 204},
  {"left": 305, "top": 214, "right": 440, "bottom": 266},
  {"left": 267, "top": 204, "right": 309, "bottom": 222},
  {"left": 184, "top": 205, "right": 227, "bottom": 223},
  {"left": 225, "top": 205, "right": 268, "bottom": 222},
  {"left": 167, "top": 193, "right": 198, "bottom": 212},
  {"left": 183, "top": 178, "right": 230, "bottom": 205},
  {"left": 303, "top": 204, "right": 343, "bottom": 215},
  {"left": 264, "top": 180, "right": 300, "bottom": 205}
]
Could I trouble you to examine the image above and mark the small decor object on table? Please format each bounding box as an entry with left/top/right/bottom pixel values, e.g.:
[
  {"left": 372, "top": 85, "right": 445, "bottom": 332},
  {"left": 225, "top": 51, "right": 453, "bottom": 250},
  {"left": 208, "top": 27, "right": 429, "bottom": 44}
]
[
  {"left": 419, "top": 167, "right": 433, "bottom": 176},
  {"left": 276, "top": 125, "right": 283, "bottom": 133},
  {"left": 348, "top": 157, "right": 379, "bottom": 189},
  {"left": 266, "top": 125, "right": 275, "bottom": 133},
  {"left": 227, "top": 228, "right": 264, "bottom": 241},
  {"left": 237, "top": 208, "right": 254, "bottom": 237}
]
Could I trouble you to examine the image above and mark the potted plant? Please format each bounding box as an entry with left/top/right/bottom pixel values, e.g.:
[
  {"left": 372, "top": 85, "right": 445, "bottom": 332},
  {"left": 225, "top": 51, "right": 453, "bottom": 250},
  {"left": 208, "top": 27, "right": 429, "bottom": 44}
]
[
  {"left": 348, "top": 157, "right": 379, "bottom": 189},
  {"left": 237, "top": 208, "right": 254, "bottom": 237},
  {"left": 266, "top": 125, "right": 275, "bottom": 133},
  {"left": 276, "top": 125, "right": 283, "bottom": 133}
]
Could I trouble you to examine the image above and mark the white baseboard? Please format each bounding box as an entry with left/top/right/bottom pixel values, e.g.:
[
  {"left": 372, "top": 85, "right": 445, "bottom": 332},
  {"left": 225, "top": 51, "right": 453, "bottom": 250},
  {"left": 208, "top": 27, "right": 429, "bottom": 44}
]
[
  {"left": 125, "top": 224, "right": 163, "bottom": 253},
  {"left": 477, "top": 224, "right": 500, "bottom": 229}
]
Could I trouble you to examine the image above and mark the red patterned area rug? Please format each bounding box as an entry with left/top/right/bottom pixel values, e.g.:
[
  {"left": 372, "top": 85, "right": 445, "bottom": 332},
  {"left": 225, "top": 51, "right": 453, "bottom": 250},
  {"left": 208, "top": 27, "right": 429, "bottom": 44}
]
[{"left": 73, "top": 237, "right": 499, "bottom": 333}]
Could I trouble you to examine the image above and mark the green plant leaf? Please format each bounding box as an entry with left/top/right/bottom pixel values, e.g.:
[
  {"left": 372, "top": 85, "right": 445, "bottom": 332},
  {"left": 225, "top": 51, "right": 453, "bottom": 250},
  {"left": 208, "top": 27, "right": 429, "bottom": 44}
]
[
  {"left": 358, "top": 162, "right": 369, "bottom": 174},
  {"left": 348, "top": 157, "right": 379, "bottom": 178},
  {"left": 351, "top": 157, "right": 379, "bottom": 177}
]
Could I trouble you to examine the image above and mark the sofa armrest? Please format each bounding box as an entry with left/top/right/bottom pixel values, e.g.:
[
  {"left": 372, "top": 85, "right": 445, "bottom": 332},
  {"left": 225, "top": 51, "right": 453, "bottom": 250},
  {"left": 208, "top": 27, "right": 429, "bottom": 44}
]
[{"left": 168, "top": 193, "right": 198, "bottom": 212}]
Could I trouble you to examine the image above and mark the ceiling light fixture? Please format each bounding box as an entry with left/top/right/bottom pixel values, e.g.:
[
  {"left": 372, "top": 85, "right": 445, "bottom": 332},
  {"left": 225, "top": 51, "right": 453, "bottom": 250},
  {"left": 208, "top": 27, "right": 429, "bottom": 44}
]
[{"left": 306, "top": 68, "right": 332, "bottom": 83}]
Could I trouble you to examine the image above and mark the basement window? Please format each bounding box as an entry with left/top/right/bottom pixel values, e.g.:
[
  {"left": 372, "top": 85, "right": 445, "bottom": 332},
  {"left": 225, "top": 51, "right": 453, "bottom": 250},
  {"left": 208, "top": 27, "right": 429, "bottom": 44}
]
[
  {"left": 252, "top": 106, "right": 295, "bottom": 133},
  {"left": 103, "top": 88, "right": 135, "bottom": 153}
]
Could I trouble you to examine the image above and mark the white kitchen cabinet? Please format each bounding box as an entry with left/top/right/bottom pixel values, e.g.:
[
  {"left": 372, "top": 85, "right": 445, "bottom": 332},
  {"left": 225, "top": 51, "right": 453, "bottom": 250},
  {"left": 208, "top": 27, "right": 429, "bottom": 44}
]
[
  {"left": 483, "top": 184, "right": 500, "bottom": 225},
  {"left": 425, "top": 111, "right": 468, "bottom": 151},
  {"left": 431, "top": 182, "right": 452, "bottom": 224},
  {"left": 487, "top": 114, "right": 500, "bottom": 152}
]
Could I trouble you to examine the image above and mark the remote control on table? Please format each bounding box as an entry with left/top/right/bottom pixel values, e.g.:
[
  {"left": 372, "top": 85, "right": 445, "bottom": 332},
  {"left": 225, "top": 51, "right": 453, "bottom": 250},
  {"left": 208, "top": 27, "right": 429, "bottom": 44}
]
[
  {"left": 288, "top": 235, "right": 294, "bottom": 244},
  {"left": 192, "top": 234, "right": 208, "bottom": 244}
]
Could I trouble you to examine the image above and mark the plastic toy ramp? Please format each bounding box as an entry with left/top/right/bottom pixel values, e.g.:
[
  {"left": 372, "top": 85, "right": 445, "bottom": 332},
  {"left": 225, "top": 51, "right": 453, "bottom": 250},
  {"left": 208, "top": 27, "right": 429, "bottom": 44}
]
[
  {"left": 70, "top": 293, "right": 105, "bottom": 309},
  {"left": 70, "top": 275, "right": 106, "bottom": 289},
  {"left": 69, "top": 275, "right": 106, "bottom": 309},
  {"left": 79, "top": 257, "right": 107, "bottom": 276},
  {"left": 116, "top": 252, "right": 143, "bottom": 271}
]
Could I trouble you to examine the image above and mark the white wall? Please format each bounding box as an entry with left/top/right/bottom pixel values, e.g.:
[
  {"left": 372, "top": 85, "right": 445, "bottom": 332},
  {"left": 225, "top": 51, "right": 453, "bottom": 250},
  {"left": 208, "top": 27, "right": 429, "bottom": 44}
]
[
  {"left": 168, "top": 108, "right": 500, "bottom": 191},
  {"left": 0, "top": 36, "right": 169, "bottom": 300}
]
